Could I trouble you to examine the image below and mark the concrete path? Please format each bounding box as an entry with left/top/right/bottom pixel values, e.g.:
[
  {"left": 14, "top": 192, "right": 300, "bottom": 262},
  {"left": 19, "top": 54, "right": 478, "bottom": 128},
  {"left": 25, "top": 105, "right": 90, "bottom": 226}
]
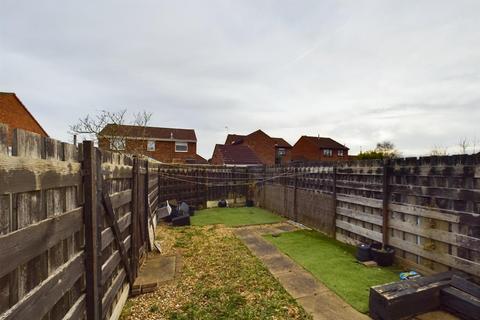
[{"left": 234, "top": 223, "right": 370, "bottom": 320}]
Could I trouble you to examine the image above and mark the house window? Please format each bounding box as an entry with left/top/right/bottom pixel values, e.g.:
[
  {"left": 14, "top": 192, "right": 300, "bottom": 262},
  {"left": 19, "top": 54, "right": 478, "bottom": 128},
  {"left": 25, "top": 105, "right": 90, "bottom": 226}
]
[
  {"left": 323, "top": 149, "right": 333, "bottom": 157},
  {"left": 175, "top": 142, "right": 188, "bottom": 152},
  {"left": 147, "top": 140, "right": 155, "bottom": 151},
  {"left": 277, "top": 148, "right": 286, "bottom": 156},
  {"left": 338, "top": 150, "right": 344, "bottom": 157},
  {"left": 110, "top": 138, "right": 125, "bottom": 151}
]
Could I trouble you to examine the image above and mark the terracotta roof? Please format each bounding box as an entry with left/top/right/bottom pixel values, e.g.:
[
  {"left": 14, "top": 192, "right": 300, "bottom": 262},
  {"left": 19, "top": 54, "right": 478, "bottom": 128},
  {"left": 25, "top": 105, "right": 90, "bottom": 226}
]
[
  {"left": 0, "top": 92, "right": 49, "bottom": 137},
  {"left": 225, "top": 131, "right": 291, "bottom": 148},
  {"left": 100, "top": 124, "right": 196, "bottom": 141},
  {"left": 302, "top": 136, "right": 349, "bottom": 150},
  {"left": 272, "top": 137, "right": 292, "bottom": 148},
  {"left": 214, "top": 144, "right": 262, "bottom": 165}
]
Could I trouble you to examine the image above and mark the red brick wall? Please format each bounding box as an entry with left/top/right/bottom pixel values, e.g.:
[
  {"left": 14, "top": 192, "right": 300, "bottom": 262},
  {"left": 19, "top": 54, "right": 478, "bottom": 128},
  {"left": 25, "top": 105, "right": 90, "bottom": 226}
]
[
  {"left": 99, "top": 137, "right": 197, "bottom": 163},
  {"left": 275, "top": 147, "right": 292, "bottom": 164},
  {"left": 0, "top": 93, "right": 48, "bottom": 144},
  {"left": 291, "top": 137, "right": 348, "bottom": 161},
  {"left": 210, "top": 146, "right": 224, "bottom": 165},
  {"left": 242, "top": 131, "right": 276, "bottom": 165}
]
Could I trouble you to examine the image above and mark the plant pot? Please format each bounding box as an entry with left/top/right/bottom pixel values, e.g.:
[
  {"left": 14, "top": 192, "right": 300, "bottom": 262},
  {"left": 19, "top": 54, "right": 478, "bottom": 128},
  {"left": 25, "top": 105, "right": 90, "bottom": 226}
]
[
  {"left": 371, "top": 246, "right": 395, "bottom": 267},
  {"left": 356, "top": 243, "right": 371, "bottom": 262},
  {"left": 246, "top": 199, "right": 254, "bottom": 207},
  {"left": 218, "top": 199, "right": 227, "bottom": 208},
  {"left": 369, "top": 242, "right": 382, "bottom": 261}
]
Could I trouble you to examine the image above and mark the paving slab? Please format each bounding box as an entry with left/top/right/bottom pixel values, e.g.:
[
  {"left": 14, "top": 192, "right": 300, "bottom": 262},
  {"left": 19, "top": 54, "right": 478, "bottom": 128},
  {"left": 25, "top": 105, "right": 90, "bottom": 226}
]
[
  {"left": 276, "top": 271, "right": 328, "bottom": 299},
  {"left": 260, "top": 254, "right": 299, "bottom": 275},
  {"left": 132, "top": 255, "right": 176, "bottom": 295},
  {"left": 243, "top": 237, "right": 280, "bottom": 257},
  {"left": 298, "top": 292, "right": 370, "bottom": 320},
  {"left": 233, "top": 228, "right": 254, "bottom": 239}
]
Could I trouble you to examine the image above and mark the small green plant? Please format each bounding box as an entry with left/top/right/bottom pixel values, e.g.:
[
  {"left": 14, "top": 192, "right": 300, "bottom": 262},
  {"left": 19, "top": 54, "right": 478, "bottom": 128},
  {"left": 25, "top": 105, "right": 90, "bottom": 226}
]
[{"left": 149, "top": 304, "right": 159, "bottom": 313}]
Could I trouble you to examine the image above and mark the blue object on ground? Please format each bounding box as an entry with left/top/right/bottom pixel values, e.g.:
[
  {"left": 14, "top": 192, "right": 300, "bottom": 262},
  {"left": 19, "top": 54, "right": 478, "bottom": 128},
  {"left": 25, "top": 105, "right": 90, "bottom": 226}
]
[{"left": 400, "top": 271, "right": 421, "bottom": 280}]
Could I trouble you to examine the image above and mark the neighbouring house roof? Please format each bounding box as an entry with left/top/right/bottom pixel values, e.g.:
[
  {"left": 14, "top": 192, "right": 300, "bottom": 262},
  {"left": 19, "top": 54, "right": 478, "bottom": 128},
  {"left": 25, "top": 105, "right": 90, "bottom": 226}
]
[
  {"left": 214, "top": 144, "right": 262, "bottom": 165},
  {"left": 194, "top": 154, "right": 209, "bottom": 164},
  {"left": 225, "top": 134, "right": 246, "bottom": 145},
  {"left": 225, "top": 131, "right": 291, "bottom": 148},
  {"left": 272, "top": 137, "right": 292, "bottom": 148},
  {"left": 302, "top": 136, "right": 349, "bottom": 150},
  {"left": 99, "top": 124, "right": 197, "bottom": 141},
  {"left": 0, "top": 92, "right": 49, "bottom": 137}
]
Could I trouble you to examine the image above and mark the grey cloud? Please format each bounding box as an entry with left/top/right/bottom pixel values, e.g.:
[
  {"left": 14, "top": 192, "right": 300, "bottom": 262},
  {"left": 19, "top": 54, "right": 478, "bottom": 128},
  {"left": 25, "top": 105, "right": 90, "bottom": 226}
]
[{"left": 1, "top": 0, "right": 480, "bottom": 158}]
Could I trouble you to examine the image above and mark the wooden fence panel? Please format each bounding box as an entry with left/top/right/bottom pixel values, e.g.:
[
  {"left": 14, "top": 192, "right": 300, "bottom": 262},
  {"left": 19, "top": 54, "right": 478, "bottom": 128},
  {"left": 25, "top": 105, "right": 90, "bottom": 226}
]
[
  {"left": 157, "top": 165, "right": 251, "bottom": 207},
  {"left": 335, "top": 160, "right": 384, "bottom": 245},
  {"left": 0, "top": 124, "right": 85, "bottom": 320},
  {"left": 388, "top": 155, "right": 480, "bottom": 276},
  {"left": 99, "top": 150, "right": 135, "bottom": 320}
]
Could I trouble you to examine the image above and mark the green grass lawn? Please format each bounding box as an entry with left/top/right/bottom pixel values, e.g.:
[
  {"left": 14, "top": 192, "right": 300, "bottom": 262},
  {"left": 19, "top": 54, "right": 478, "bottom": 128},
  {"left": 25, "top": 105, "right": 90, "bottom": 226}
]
[
  {"left": 265, "top": 230, "right": 401, "bottom": 313},
  {"left": 191, "top": 207, "right": 285, "bottom": 227}
]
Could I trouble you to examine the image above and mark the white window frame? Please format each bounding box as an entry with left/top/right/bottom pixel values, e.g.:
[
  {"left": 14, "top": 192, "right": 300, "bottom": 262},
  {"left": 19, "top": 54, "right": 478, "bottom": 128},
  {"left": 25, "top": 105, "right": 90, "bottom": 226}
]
[
  {"left": 323, "top": 149, "right": 333, "bottom": 157},
  {"left": 147, "top": 140, "right": 155, "bottom": 151},
  {"left": 277, "top": 148, "right": 286, "bottom": 156},
  {"left": 110, "top": 138, "right": 125, "bottom": 151},
  {"left": 338, "top": 150, "right": 344, "bottom": 157},
  {"left": 175, "top": 142, "right": 188, "bottom": 153}
]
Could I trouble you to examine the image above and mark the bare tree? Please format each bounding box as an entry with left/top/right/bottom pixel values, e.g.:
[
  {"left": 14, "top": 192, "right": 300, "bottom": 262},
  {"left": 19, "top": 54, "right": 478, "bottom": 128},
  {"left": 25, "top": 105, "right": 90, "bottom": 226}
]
[
  {"left": 458, "top": 138, "right": 470, "bottom": 154},
  {"left": 430, "top": 145, "right": 448, "bottom": 156},
  {"left": 70, "top": 109, "right": 153, "bottom": 155}
]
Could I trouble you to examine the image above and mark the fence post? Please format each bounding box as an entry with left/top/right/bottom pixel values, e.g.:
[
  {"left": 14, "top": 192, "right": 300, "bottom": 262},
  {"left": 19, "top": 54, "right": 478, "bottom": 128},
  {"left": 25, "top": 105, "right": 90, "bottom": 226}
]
[
  {"left": 293, "top": 166, "right": 298, "bottom": 222},
  {"left": 232, "top": 166, "right": 237, "bottom": 205},
  {"left": 144, "top": 160, "right": 150, "bottom": 248},
  {"left": 332, "top": 164, "right": 337, "bottom": 238},
  {"left": 131, "top": 156, "right": 139, "bottom": 278},
  {"left": 382, "top": 159, "right": 391, "bottom": 247},
  {"left": 83, "top": 141, "right": 101, "bottom": 320},
  {"left": 262, "top": 165, "right": 267, "bottom": 207}
]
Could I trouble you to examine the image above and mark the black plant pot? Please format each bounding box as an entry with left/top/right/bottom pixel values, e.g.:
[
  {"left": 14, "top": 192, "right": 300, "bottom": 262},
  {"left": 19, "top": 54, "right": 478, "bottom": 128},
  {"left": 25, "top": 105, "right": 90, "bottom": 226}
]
[
  {"left": 218, "top": 199, "right": 227, "bottom": 208},
  {"left": 356, "top": 243, "right": 371, "bottom": 262},
  {"left": 246, "top": 199, "right": 254, "bottom": 207},
  {"left": 371, "top": 245, "right": 395, "bottom": 267}
]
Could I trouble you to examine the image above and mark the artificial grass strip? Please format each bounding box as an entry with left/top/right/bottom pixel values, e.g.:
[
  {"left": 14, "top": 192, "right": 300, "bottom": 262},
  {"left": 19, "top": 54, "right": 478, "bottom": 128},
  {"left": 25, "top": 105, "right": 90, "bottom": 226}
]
[
  {"left": 191, "top": 207, "right": 285, "bottom": 227},
  {"left": 265, "top": 230, "right": 401, "bottom": 313}
]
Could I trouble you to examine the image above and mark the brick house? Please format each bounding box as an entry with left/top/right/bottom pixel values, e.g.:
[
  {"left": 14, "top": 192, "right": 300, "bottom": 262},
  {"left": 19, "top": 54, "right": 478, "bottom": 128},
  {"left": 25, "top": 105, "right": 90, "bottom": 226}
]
[
  {"left": 210, "top": 144, "right": 262, "bottom": 166},
  {"left": 291, "top": 136, "right": 349, "bottom": 162},
  {"left": 0, "top": 92, "right": 49, "bottom": 144},
  {"left": 224, "top": 130, "right": 292, "bottom": 165},
  {"left": 98, "top": 124, "right": 207, "bottom": 164}
]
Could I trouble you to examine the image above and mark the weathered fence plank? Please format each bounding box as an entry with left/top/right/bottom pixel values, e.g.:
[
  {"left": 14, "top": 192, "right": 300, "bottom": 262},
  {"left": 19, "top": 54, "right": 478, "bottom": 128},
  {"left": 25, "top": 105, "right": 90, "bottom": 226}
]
[
  {"left": 0, "top": 252, "right": 84, "bottom": 320},
  {"left": 0, "top": 207, "right": 82, "bottom": 279}
]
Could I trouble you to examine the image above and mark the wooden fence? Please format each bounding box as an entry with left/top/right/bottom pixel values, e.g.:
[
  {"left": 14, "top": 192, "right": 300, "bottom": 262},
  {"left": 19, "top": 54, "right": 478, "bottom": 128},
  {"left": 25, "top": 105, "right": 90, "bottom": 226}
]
[
  {"left": 2, "top": 121, "right": 479, "bottom": 318},
  {"left": 0, "top": 124, "right": 159, "bottom": 320},
  {"left": 157, "top": 165, "right": 250, "bottom": 207},
  {"left": 255, "top": 156, "right": 480, "bottom": 278}
]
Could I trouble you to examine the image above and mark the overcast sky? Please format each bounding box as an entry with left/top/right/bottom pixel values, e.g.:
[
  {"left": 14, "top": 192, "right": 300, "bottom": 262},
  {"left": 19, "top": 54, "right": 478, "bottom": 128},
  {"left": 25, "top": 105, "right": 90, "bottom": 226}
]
[{"left": 1, "top": 0, "right": 479, "bottom": 158}]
